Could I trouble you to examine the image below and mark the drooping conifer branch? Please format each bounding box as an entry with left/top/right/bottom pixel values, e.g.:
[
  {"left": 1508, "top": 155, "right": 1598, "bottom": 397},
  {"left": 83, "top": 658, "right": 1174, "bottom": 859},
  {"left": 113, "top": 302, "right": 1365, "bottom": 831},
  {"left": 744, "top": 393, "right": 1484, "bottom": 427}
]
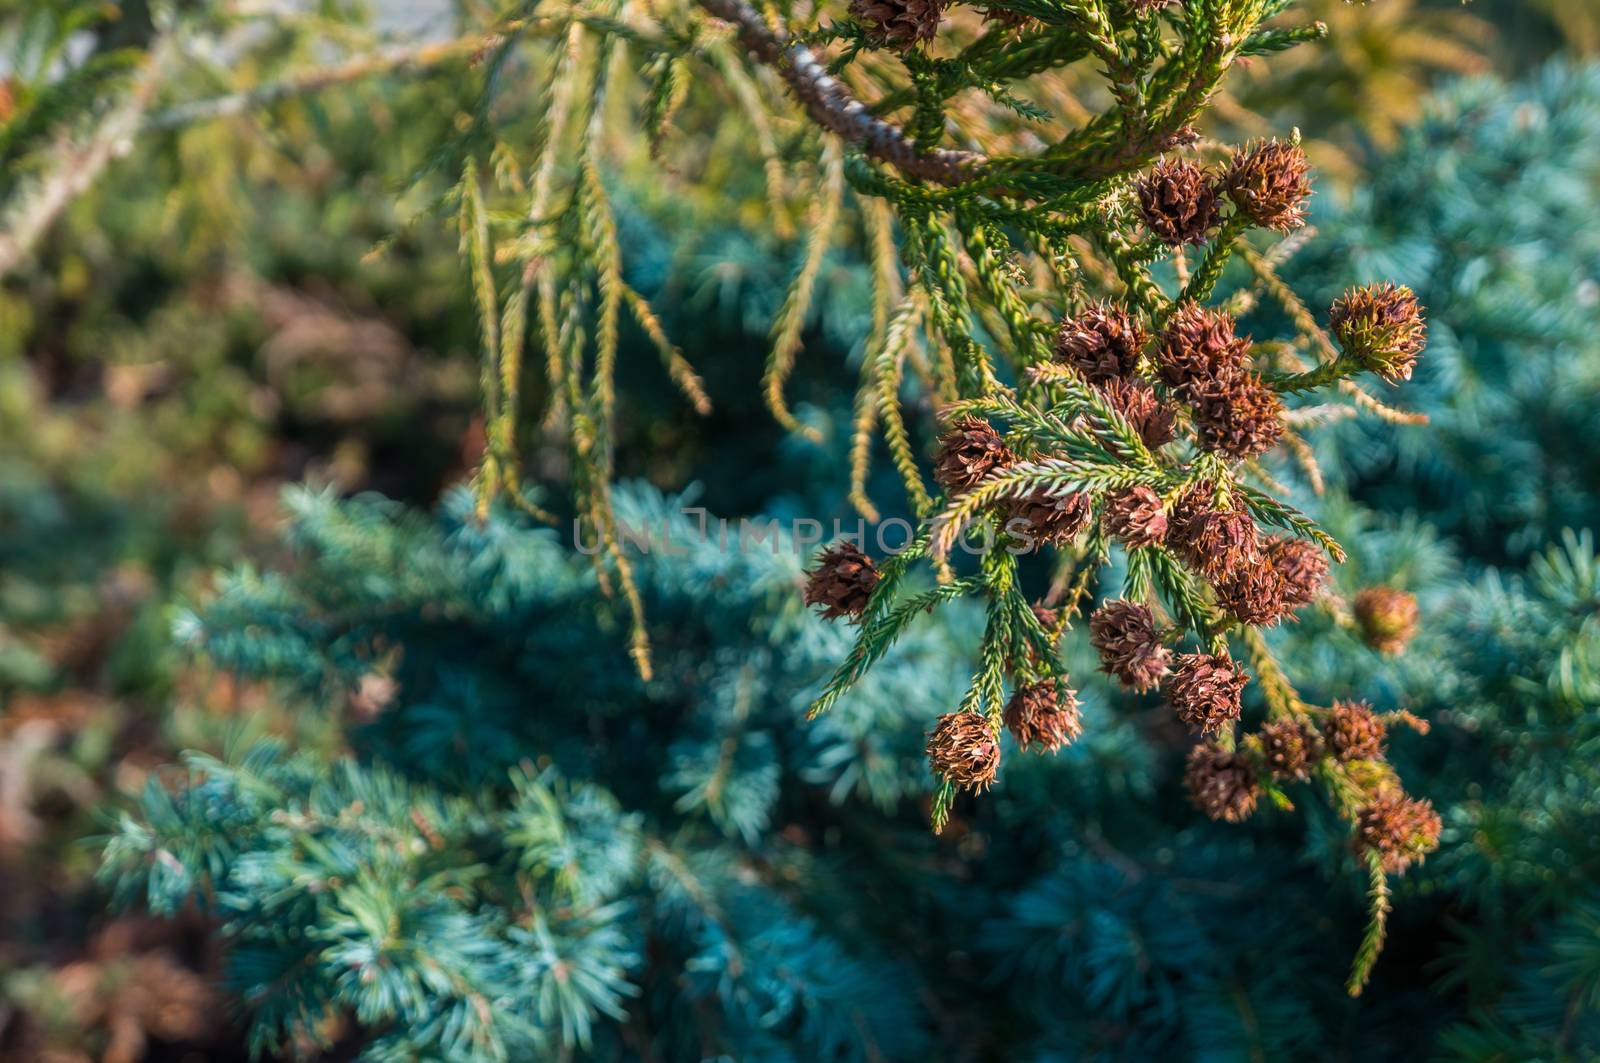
[{"left": 694, "top": 0, "right": 984, "bottom": 185}]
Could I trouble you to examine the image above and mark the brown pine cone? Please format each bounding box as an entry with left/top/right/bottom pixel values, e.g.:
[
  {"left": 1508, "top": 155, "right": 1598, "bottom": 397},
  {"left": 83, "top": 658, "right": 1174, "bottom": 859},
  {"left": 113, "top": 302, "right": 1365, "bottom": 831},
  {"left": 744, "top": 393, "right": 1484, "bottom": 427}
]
[
  {"left": 1325, "top": 699, "right": 1387, "bottom": 762},
  {"left": 1137, "top": 158, "right": 1220, "bottom": 246},
  {"left": 1103, "top": 485, "right": 1168, "bottom": 548},
  {"left": 1353, "top": 586, "right": 1420, "bottom": 655},
  {"left": 1185, "top": 742, "right": 1259, "bottom": 822},
  {"left": 1155, "top": 303, "right": 1251, "bottom": 398},
  {"left": 849, "top": 0, "right": 946, "bottom": 47},
  {"left": 1190, "top": 373, "right": 1285, "bottom": 461},
  {"left": 927, "top": 712, "right": 1001, "bottom": 791},
  {"left": 1354, "top": 791, "right": 1442, "bottom": 874},
  {"left": 1008, "top": 488, "right": 1092, "bottom": 548},
  {"left": 1054, "top": 302, "right": 1147, "bottom": 384},
  {"left": 1089, "top": 600, "right": 1172, "bottom": 692},
  {"left": 1215, "top": 564, "right": 1294, "bottom": 627},
  {"left": 1169, "top": 484, "right": 1262, "bottom": 582},
  {"left": 1223, "top": 139, "right": 1311, "bottom": 232},
  {"left": 803, "top": 542, "right": 881, "bottom": 620},
  {"left": 1258, "top": 718, "right": 1322, "bottom": 781},
  {"left": 1004, "top": 681, "right": 1083, "bottom": 753},
  {"left": 1168, "top": 652, "right": 1249, "bottom": 735},
  {"left": 1329, "top": 283, "right": 1426, "bottom": 384},
  {"left": 1099, "top": 378, "right": 1176, "bottom": 449},
  {"left": 1265, "top": 536, "right": 1329, "bottom": 609},
  {"left": 934, "top": 416, "right": 1013, "bottom": 495}
]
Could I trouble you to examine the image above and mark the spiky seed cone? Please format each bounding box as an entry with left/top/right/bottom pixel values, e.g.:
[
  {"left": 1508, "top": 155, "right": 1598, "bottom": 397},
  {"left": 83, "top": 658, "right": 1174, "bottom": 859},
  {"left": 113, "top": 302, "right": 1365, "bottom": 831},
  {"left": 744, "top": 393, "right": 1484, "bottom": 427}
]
[
  {"left": 1008, "top": 488, "right": 1092, "bottom": 548},
  {"left": 849, "top": 0, "right": 945, "bottom": 47},
  {"left": 1329, "top": 283, "right": 1427, "bottom": 384},
  {"left": 1258, "top": 718, "right": 1322, "bottom": 781},
  {"left": 1185, "top": 743, "right": 1259, "bottom": 822},
  {"left": 1104, "top": 485, "right": 1168, "bottom": 548},
  {"left": 933, "top": 416, "right": 1013, "bottom": 495},
  {"left": 1089, "top": 600, "right": 1172, "bottom": 692},
  {"left": 1169, "top": 484, "right": 1262, "bottom": 582},
  {"left": 1354, "top": 792, "right": 1442, "bottom": 874},
  {"left": 1353, "top": 586, "right": 1420, "bottom": 655},
  {"left": 1168, "top": 652, "right": 1249, "bottom": 735},
  {"left": 1137, "top": 158, "right": 1220, "bottom": 246},
  {"left": 803, "top": 542, "right": 881, "bottom": 620},
  {"left": 1099, "top": 378, "right": 1176, "bottom": 449},
  {"left": 1155, "top": 303, "right": 1250, "bottom": 397},
  {"left": 927, "top": 712, "right": 1001, "bottom": 791},
  {"left": 1223, "top": 139, "right": 1311, "bottom": 232},
  {"left": 1191, "top": 373, "right": 1285, "bottom": 460},
  {"left": 1326, "top": 699, "right": 1387, "bottom": 762},
  {"left": 1216, "top": 564, "right": 1294, "bottom": 627},
  {"left": 1004, "top": 682, "right": 1083, "bottom": 753},
  {"left": 1054, "top": 302, "right": 1147, "bottom": 384},
  {"left": 1265, "top": 536, "right": 1329, "bottom": 610}
]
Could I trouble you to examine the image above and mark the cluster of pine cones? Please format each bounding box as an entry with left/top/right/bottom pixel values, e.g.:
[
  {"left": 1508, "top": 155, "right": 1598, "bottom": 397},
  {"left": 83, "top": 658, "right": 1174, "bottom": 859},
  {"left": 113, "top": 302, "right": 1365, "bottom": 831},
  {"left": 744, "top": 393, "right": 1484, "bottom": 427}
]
[
  {"left": 800, "top": 198, "right": 1432, "bottom": 871},
  {"left": 804, "top": 404, "right": 1434, "bottom": 872},
  {"left": 797, "top": 19, "right": 1434, "bottom": 870}
]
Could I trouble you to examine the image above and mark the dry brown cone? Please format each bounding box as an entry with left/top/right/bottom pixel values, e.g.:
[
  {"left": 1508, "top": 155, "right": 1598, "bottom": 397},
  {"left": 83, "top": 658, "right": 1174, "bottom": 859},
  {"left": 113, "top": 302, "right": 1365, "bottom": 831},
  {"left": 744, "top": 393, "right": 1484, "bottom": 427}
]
[
  {"left": 1031, "top": 602, "right": 1061, "bottom": 633},
  {"left": 1103, "top": 485, "right": 1168, "bottom": 549},
  {"left": 1054, "top": 301, "right": 1147, "bottom": 384},
  {"left": 934, "top": 415, "right": 1014, "bottom": 495},
  {"left": 1257, "top": 718, "right": 1322, "bottom": 781},
  {"left": 1265, "top": 536, "right": 1330, "bottom": 610},
  {"left": 803, "top": 542, "right": 881, "bottom": 620},
  {"left": 1329, "top": 283, "right": 1427, "bottom": 384},
  {"left": 1185, "top": 742, "right": 1260, "bottom": 822},
  {"left": 1004, "top": 681, "right": 1083, "bottom": 753},
  {"left": 1223, "top": 139, "right": 1312, "bottom": 232},
  {"left": 1326, "top": 699, "right": 1387, "bottom": 762},
  {"left": 1215, "top": 564, "right": 1294, "bottom": 626},
  {"left": 1190, "top": 373, "right": 1286, "bottom": 461},
  {"left": 1353, "top": 586, "right": 1420, "bottom": 655},
  {"left": 1008, "top": 488, "right": 1092, "bottom": 548},
  {"left": 1169, "top": 483, "right": 1262, "bottom": 582},
  {"left": 1154, "top": 303, "right": 1251, "bottom": 398},
  {"left": 1099, "top": 378, "right": 1176, "bottom": 449},
  {"left": 1137, "top": 158, "right": 1221, "bottom": 246},
  {"left": 1167, "top": 652, "right": 1249, "bottom": 735},
  {"left": 1354, "top": 791, "right": 1442, "bottom": 874},
  {"left": 849, "top": 0, "right": 946, "bottom": 46},
  {"left": 927, "top": 712, "right": 1001, "bottom": 791},
  {"left": 1089, "top": 600, "right": 1172, "bottom": 692}
]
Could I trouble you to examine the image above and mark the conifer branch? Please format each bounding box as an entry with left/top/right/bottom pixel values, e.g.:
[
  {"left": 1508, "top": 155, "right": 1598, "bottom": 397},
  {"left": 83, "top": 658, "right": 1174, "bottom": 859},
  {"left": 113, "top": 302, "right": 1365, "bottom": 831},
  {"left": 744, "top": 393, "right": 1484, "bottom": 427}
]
[
  {"left": 0, "top": 32, "right": 176, "bottom": 277},
  {"left": 695, "top": 0, "right": 984, "bottom": 185},
  {"left": 142, "top": 29, "right": 500, "bottom": 132},
  {"left": 1346, "top": 854, "right": 1392, "bottom": 997},
  {"left": 763, "top": 139, "right": 844, "bottom": 441}
]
